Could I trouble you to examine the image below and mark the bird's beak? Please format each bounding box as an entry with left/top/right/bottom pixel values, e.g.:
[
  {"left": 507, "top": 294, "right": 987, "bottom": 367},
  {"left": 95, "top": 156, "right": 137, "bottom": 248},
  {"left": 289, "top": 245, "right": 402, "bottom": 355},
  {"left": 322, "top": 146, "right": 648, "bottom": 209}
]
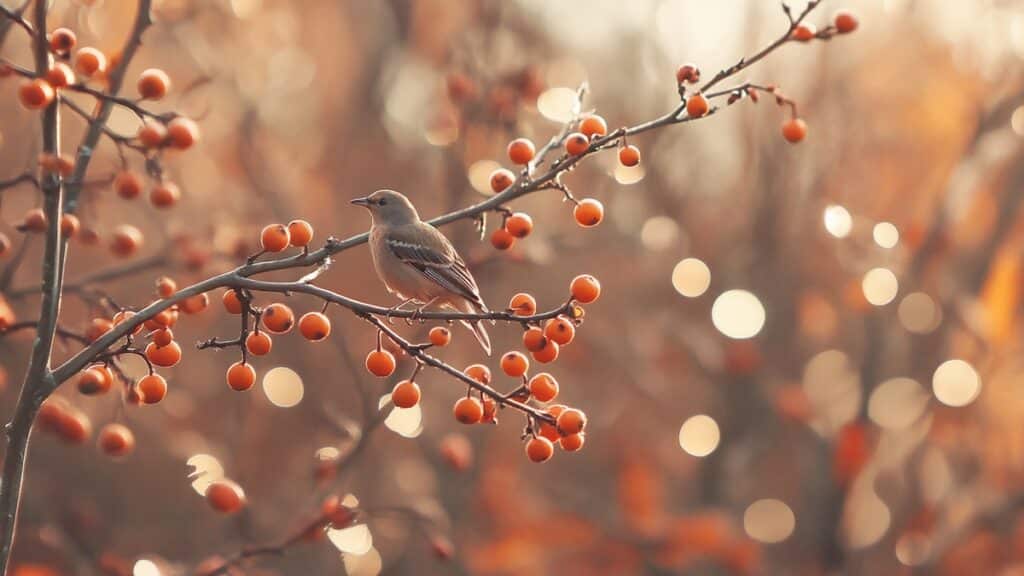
[{"left": 350, "top": 197, "right": 372, "bottom": 207}]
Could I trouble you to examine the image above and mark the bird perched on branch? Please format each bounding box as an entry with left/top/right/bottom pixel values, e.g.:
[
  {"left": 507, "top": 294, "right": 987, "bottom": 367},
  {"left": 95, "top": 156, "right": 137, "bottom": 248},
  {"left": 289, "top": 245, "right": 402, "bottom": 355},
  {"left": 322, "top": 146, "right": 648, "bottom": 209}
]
[{"left": 351, "top": 189, "right": 492, "bottom": 355}]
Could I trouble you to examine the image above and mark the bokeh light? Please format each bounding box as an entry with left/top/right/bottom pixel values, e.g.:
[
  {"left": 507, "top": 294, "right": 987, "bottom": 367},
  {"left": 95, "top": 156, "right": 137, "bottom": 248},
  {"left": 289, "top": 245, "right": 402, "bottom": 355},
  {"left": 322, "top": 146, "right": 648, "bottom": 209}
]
[
  {"left": 932, "top": 359, "right": 981, "bottom": 407},
  {"left": 743, "top": 499, "right": 796, "bottom": 544},
  {"left": 187, "top": 454, "right": 225, "bottom": 495},
  {"left": 711, "top": 290, "right": 765, "bottom": 339},
  {"left": 328, "top": 524, "right": 374, "bottom": 555},
  {"left": 861, "top": 268, "right": 899, "bottom": 306},
  {"left": 867, "top": 377, "right": 929, "bottom": 429},
  {"left": 872, "top": 222, "right": 899, "bottom": 248},
  {"left": 898, "top": 292, "right": 941, "bottom": 334},
  {"left": 343, "top": 547, "right": 383, "bottom": 576},
  {"left": 262, "top": 366, "right": 304, "bottom": 408},
  {"left": 537, "top": 87, "right": 578, "bottom": 122},
  {"left": 803, "top": 350, "right": 861, "bottom": 436},
  {"left": 382, "top": 393, "right": 423, "bottom": 438},
  {"left": 671, "top": 258, "right": 711, "bottom": 298},
  {"left": 895, "top": 532, "right": 931, "bottom": 566},
  {"left": 133, "top": 559, "right": 161, "bottom": 576},
  {"left": 823, "top": 205, "right": 852, "bottom": 238},
  {"left": 639, "top": 216, "right": 678, "bottom": 251},
  {"left": 844, "top": 486, "right": 891, "bottom": 548},
  {"left": 678, "top": 414, "right": 720, "bottom": 457}
]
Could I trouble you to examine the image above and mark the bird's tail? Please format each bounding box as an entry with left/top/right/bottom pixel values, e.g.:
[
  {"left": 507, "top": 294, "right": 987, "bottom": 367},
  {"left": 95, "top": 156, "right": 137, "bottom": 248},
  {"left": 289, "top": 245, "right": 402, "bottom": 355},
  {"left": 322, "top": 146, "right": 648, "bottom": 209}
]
[
  {"left": 462, "top": 319, "right": 491, "bottom": 356},
  {"left": 453, "top": 298, "right": 491, "bottom": 355}
]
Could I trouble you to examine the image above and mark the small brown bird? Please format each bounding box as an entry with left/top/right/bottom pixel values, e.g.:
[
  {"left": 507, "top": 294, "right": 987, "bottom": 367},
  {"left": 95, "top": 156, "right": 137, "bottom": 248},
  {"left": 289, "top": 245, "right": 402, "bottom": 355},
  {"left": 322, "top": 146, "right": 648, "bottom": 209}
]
[{"left": 351, "top": 190, "right": 492, "bottom": 355}]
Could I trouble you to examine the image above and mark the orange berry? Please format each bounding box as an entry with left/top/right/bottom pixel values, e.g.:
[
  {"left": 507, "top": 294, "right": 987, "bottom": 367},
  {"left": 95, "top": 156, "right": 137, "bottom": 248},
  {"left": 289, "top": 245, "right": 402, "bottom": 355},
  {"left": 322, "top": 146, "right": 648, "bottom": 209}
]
[
  {"left": 181, "top": 293, "right": 209, "bottom": 314},
  {"left": 500, "top": 351, "right": 529, "bottom": 377},
  {"left": 77, "top": 366, "right": 112, "bottom": 395},
  {"left": 74, "top": 47, "right": 106, "bottom": 77},
  {"left": 287, "top": 219, "right": 314, "bottom": 247},
  {"left": 429, "top": 326, "right": 451, "bottom": 347},
  {"left": 792, "top": 23, "right": 817, "bottom": 41},
  {"left": 112, "top": 310, "right": 143, "bottom": 334},
  {"left": 166, "top": 117, "right": 200, "bottom": 150},
  {"left": 261, "top": 303, "right": 295, "bottom": 333},
  {"left": 782, "top": 118, "right": 807, "bottom": 144},
  {"left": 21, "top": 208, "right": 47, "bottom": 233},
  {"left": 507, "top": 138, "right": 536, "bottom": 165},
  {"left": 156, "top": 276, "right": 177, "bottom": 298},
  {"left": 556, "top": 408, "right": 586, "bottom": 436},
  {"left": 298, "top": 312, "right": 331, "bottom": 341},
  {"left": 439, "top": 434, "right": 473, "bottom": 471},
  {"left": 560, "top": 432, "right": 585, "bottom": 452},
  {"left": 544, "top": 315, "right": 575, "bottom": 346},
  {"left": 205, "top": 480, "right": 246, "bottom": 514},
  {"left": 222, "top": 290, "right": 244, "bottom": 314},
  {"left": 137, "top": 68, "right": 170, "bottom": 100},
  {"left": 525, "top": 436, "right": 554, "bottom": 463},
  {"left": 570, "top": 274, "right": 601, "bottom": 303},
  {"left": 137, "top": 373, "right": 168, "bottom": 404},
  {"left": 321, "top": 495, "right": 356, "bottom": 528},
  {"left": 579, "top": 114, "right": 608, "bottom": 138},
  {"left": 834, "top": 10, "right": 859, "bottom": 34},
  {"left": 45, "top": 63, "right": 76, "bottom": 88},
  {"left": 489, "top": 168, "right": 515, "bottom": 193},
  {"left": 675, "top": 63, "right": 701, "bottom": 84},
  {"left": 465, "top": 364, "right": 491, "bottom": 384},
  {"left": 490, "top": 228, "right": 515, "bottom": 250},
  {"left": 150, "top": 182, "right": 180, "bottom": 208},
  {"left": 509, "top": 293, "right": 537, "bottom": 316},
  {"left": 152, "top": 328, "right": 173, "bottom": 347},
  {"left": 541, "top": 410, "right": 565, "bottom": 443},
  {"left": 60, "top": 214, "right": 80, "bottom": 238},
  {"left": 504, "top": 212, "right": 533, "bottom": 238},
  {"left": 146, "top": 340, "right": 181, "bottom": 368},
  {"left": 481, "top": 397, "right": 498, "bottom": 423},
  {"left": 391, "top": 380, "right": 421, "bottom": 408},
  {"left": 245, "top": 331, "right": 272, "bottom": 356},
  {"left": 113, "top": 171, "right": 143, "bottom": 199},
  {"left": 146, "top": 306, "right": 178, "bottom": 329},
  {"left": 445, "top": 71, "right": 478, "bottom": 102},
  {"left": 18, "top": 79, "right": 55, "bottom": 110},
  {"left": 528, "top": 373, "right": 559, "bottom": 403},
  {"left": 565, "top": 132, "right": 588, "bottom": 155},
  {"left": 573, "top": 198, "right": 604, "bottom": 227},
  {"left": 55, "top": 410, "right": 91, "bottom": 444},
  {"left": 532, "top": 339, "right": 560, "bottom": 364},
  {"left": 226, "top": 362, "right": 256, "bottom": 391},
  {"left": 85, "top": 318, "right": 113, "bottom": 341},
  {"left": 137, "top": 121, "right": 167, "bottom": 148},
  {"left": 260, "top": 224, "right": 290, "bottom": 252},
  {"left": 686, "top": 93, "right": 709, "bottom": 118},
  {"left": 522, "top": 327, "right": 546, "bottom": 352},
  {"left": 365, "top": 349, "right": 396, "bottom": 377},
  {"left": 98, "top": 423, "right": 135, "bottom": 458},
  {"left": 618, "top": 144, "right": 641, "bottom": 167},
  {"left": 110, "top": 224, "right": 142, "bottom": 257},
  {"left": 49, "top": 27, "right": 77, "bottom": 54},
  {"left": 453, "top": 397, "right": 484, "bottom": 425}
]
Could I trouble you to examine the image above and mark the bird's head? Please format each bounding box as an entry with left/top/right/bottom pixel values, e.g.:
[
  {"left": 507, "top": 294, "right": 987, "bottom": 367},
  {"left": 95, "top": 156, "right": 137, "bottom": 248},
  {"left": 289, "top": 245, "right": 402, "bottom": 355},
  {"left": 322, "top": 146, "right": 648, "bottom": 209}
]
[{"left": 351, "top": 189, "right": 420, "bottom": 225}]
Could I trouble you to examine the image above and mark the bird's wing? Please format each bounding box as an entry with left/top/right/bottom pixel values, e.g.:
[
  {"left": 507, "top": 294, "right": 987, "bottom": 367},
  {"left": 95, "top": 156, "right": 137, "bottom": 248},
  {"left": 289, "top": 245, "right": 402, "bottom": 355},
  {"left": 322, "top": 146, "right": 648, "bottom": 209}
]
[{"left": 385, "top": 224, "right": 485, "bottom": 308}]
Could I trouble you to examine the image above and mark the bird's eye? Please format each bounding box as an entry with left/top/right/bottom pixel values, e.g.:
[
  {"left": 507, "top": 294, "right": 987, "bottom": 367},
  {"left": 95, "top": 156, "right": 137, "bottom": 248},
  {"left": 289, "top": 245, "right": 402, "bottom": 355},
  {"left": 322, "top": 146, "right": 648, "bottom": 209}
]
[{"left": 378, "top": 198, "right": 388, "bottom": 206}]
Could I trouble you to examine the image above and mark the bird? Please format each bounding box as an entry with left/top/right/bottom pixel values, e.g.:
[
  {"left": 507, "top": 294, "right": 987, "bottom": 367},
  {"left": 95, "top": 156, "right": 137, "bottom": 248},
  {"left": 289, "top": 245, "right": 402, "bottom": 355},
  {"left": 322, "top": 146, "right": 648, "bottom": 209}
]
[{"left": 351, "top": 189, "right": 492, "bottom": 355}]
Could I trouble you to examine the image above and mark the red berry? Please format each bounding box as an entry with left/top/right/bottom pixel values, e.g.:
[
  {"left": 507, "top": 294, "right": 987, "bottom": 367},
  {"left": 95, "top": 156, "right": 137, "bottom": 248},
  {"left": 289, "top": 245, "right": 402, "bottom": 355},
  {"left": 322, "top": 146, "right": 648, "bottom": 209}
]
[
  {"left": 507, "top": 138, "right": 536, "bottom": 165},
  {"left": 504, "top": 212, "right": 533, "bottom": 238},
  {"left": 618, "top": 145, "right": 641, "bottom": 167}
]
